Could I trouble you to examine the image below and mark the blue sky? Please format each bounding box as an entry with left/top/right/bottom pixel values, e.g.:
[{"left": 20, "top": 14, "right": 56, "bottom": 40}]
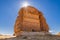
[{"left": 0, "top": 0, "right": 60, "bottom": 35}]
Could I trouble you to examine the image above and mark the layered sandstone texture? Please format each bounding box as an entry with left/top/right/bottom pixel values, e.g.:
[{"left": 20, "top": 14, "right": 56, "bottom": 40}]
[{"left": 14, "top": 6, "right": 49, "bottom": 36}]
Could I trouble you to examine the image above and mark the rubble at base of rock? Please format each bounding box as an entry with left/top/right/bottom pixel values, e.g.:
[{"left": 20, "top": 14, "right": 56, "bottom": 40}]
[{"left": 0, "top": 32, "right": 60, "bottom": 40}]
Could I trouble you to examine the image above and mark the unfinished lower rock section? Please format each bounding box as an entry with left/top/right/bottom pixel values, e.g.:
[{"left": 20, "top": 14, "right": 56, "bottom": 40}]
[{"left": 0, "top": 32, "right": 60, "bottom": 40}]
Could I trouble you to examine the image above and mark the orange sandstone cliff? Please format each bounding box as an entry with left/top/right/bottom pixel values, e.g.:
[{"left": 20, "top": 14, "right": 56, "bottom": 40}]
[{"left": 14, "top": 6, "right": 49, "bottom": 36}]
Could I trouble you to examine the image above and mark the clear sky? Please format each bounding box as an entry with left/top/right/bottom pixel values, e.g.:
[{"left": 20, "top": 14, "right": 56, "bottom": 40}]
[{"left": 0, "top": 0, "right": 60, "bottom": 35}]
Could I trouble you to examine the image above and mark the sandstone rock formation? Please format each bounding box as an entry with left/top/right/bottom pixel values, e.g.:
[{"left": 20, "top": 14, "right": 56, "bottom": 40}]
[{"left": 14, "top": 6, "right": 49, "bottom": 36}]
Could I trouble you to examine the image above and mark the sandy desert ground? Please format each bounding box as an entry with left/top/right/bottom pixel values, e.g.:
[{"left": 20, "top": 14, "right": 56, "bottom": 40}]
[{"left": 0, "top": 34, "right": 15, "bottom": 39}]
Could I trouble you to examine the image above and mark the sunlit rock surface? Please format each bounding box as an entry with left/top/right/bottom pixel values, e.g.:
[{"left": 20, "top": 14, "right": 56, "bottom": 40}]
[{"left": 14, "top": 6, "right": 49, "bottom": 36}]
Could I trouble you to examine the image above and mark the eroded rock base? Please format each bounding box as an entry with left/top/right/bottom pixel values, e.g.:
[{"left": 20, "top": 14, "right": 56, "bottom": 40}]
[{"left": 0, "top": 32, "right": 60, "bottom": 40}]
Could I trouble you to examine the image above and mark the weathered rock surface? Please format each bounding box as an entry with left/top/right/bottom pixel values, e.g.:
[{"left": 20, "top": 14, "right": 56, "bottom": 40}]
[
  {"left": 0, "top": 32, "right": 60, "bottom": 40},
  {"left": 14, "top": 6, "right": 49, "bottom": 36}
]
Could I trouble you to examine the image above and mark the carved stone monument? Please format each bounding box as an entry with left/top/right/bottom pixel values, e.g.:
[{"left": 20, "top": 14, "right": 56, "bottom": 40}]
[{"left": 14, "top": 6, "right": 49, "bottom": 36}]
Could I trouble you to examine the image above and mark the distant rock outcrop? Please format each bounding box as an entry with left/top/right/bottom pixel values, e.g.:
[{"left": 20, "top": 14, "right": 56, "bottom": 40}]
[
  {"left": 14, "top": 6, "right": 49, "bottom": 36},
  {"left": 0, "top": 34, "right": 2, "bottom": 36},
  {"left": 56, "top": 32, "right": 60, "bottom": 36}
]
